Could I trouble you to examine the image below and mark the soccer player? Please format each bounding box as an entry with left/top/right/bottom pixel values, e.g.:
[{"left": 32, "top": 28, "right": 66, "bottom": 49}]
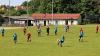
[
  {"left": 13, "top": 32, "right": 17, "bottom": 44},
  {"left": 27, "top": 32, "right": 31, "bottom": 42},
  {"left": 46, "top": 25, "right": 50, "bottom": 35},
  {"left": 37, "top": 24, "right": 41, "bottom": 36},
  {"left": 37, "top": 28, "right": 41, "bottom": 36},
  {"left": 54, "top": 27, "right": 57, "bottom": 35},
  {"left": 57, "top": 35, "right": 65, "bottom": 47},
  {"left": 1, "top": 28, "right": 5, "bottom": 37},
  {"left": 79, "top": 28, "right": 84, "bottom": 42},
  {"left": 67, "top": 25, "right": 69, "bottom": 32},
  {"left": 23, "top": 27, "right": 27, "bottom": 35},
  {"left": 96, "top": 25, "right": 99, "bottom": 33},
  {"left": 64, "top": 24, "right": 67, "bottom": 32}
]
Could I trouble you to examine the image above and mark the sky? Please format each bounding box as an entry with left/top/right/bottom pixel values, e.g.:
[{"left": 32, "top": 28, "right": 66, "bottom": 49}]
[{"left": 0, "top": 0, "right": 27, "bottom": 6}]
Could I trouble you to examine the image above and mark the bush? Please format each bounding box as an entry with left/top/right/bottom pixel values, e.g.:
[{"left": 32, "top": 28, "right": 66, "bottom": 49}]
[{"left": 0, "top": 15, "right": 5, "bottom": 26}]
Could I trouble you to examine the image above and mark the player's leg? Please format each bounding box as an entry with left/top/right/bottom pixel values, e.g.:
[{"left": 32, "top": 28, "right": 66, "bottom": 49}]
[
  {"left": 60, "top": 42, "right": 62, "bottom": 47},
  {"left": 24, "top": 31, "right": 25, "bottom": 35},
  {"left": 2, "top": 33, "right": 4, "bottom": 37},
  {"left": 57, "top": 39, "right": 60, "bottom": 45},
  {"left": 29, "top": 37, "right": 31, "bottom": 42},
  {"left": 81, "top": 36, "right": 83, "bottom": 42},
  {"left": 14, "top": 40, "right": 16, "bottom": 44},
  {"left": 55, "top": 31, "right": 57, "bottom": 35},
  {"left": 27, "top": 37, "right": 29, "bottom": 42},
  {"left": 38, "top": 32, "right": 39, "bottom": 36},
  {"left": 96, "top": 29, "right": 98, "bottom": 33},
  {"left": 79, "top": 36, "right": 81, "bottom": 42}
]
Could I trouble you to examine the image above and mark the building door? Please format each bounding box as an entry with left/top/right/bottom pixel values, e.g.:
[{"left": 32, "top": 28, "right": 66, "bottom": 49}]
[
  {"left": 44, "top": 20, "right": 46, "bottom": 26},
  {"left": 28, "top": 20, "right": 32, "bottom": 26},
  {"left": 71, "top": 20, "right": 73, "bottom": 25},
  {"left": 65, "top": 20, "right": 68, "bottom": 25}
]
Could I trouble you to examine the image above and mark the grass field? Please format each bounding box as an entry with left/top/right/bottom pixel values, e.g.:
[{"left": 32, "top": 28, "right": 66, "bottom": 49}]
[{"left": 0, "top": 25, "right": 100, "bottom": 56}]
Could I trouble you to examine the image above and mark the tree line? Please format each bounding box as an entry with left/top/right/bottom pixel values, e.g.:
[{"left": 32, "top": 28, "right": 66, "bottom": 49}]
[{"left": 21, "top": 0, "right": 100, "bottom": 24}]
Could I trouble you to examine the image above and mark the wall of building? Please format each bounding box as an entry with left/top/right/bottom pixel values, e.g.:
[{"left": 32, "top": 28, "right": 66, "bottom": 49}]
[
  {"left": 68, "top": 20, "right": 71, "bottom": 25},
  {"left": 31, "top": 19, "right": 78, "bottom": 26},
  {"left": 68, "top": 20, "right": 78, "bottom": 25},
  {"left": 14, "top": 21, "right": 25, "bottom": 24},
  {"left": 57, "top": 20, "right": 65, "bottom": 25},
  {"left": 72, "top": 20, "right": 78, "bottom": 25}
]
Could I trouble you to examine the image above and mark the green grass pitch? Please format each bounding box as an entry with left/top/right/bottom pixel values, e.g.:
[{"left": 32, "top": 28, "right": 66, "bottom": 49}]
[{"left": 0, "top": 24, "right": 100, "bottom": 56}]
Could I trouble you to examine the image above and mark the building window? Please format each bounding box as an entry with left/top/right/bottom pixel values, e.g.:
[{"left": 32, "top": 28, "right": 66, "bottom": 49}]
[{"left": 14, "top": 21, "right": 25, "bottom": 24}]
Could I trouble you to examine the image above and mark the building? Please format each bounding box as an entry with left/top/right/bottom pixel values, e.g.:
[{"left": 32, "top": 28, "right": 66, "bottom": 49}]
[
  {"left": 15, "top": 6, "right": 26, "bottom": 10},
  {"left": 2, "top": 14, "right": 81, "bottom": 27},
  {"left": 32, "top": 14, "right": 81, "bottom": 26},
  {"left": 2, "top": 16, "right": 33, "bottom": 27}
]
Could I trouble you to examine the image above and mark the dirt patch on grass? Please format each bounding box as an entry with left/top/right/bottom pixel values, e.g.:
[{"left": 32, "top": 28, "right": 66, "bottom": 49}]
[{"left": 0, "top": 27, "right": 23, "bottom": 30}]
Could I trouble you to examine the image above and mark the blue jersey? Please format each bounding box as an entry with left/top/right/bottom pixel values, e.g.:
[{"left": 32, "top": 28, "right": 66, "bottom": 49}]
[
  {"left": 80, "top": 31, "right": 84, "bottom": 36},
  {"left": 13, "top": 33, "right": 17, "bottom": 40},
  {"left": 60, "top": 35, "right": 65, "bottom": 42}
]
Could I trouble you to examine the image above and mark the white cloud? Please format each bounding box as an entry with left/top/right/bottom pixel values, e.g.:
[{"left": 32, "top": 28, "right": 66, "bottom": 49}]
[{"left": 0, "top": 0, "right": 27, "bottom": 6}]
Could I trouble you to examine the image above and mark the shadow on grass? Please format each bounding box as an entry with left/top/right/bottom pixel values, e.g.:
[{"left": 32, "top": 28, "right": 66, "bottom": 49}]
[
  {"left": 50, "top": 35, "right": 56, "bottom": 36},
  {"left": 83, "top": 41, "right": 88, "bottom": 42},
  {"left": 37, "top": 36, "right": 45, "bottom": 37},
  {"left": 17, "top": 43, "right": 26, "bottom": 45},
  {"left": 79, "top": 41, "right": 88, "bottom": 43},
  {"left": 38, "top": 34, "right": 56, "bottom": 37},
  {"left": 64, "top": 45, "right": 72, "bottom": 47}
]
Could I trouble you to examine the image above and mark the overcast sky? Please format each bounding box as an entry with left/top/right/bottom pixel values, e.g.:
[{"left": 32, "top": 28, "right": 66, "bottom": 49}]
[{"left": 0, "top": 0, "right": 27, "bottom": 6}]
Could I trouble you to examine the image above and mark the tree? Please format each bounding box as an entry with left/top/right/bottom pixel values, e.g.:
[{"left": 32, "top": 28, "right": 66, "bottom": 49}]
[{"left": 0, "top": 15, "right": 5, "bottom": 26}]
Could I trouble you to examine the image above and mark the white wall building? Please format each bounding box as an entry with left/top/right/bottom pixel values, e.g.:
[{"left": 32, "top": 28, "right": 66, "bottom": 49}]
[{"left": 32, "top": 14, "right": 81, "bottom": 26}]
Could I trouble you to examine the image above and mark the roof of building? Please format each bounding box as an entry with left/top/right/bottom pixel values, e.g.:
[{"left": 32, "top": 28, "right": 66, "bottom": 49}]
[
  {"left": 32, "top": 14, "right": 80, "bottom": 20},
  {"left": 3, "top": 16, "right": 34, "bottom": 20}
]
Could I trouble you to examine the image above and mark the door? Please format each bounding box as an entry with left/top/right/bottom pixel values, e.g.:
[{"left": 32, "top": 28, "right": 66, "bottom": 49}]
[
  {"left": 28, "top": 20, "right": 32, "bottom": 26},
  {"left": 65, "top": 20, "right": 68, "bottom": 25},
  {"left": 44, "top": 20, "right": 46, "bottom": 26}
]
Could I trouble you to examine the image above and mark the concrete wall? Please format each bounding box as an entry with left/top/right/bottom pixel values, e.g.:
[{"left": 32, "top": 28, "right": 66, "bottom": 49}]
[
  {"left": 68, "top": 20, "right": 78, "bottom": 25},
  {"left": 68, "top": 20, "right": 71, "bottom": 25},
  {"left": 72, "top": 20, "right": 78, "bottom": 25},
  {"left": 14, "top": 21, "right": 25, "bottom": 24},
  {"left": 32, "top": 20, "right": 78, "bottom": 26}
]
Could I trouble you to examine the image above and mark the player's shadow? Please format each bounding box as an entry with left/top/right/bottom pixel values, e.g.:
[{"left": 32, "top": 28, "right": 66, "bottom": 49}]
[
  {"left": 64, "top": 45, "right": 72, "bottom": 47},
  {"left": 82, "top": 41, "right": 88, "bottom": 42},
  {"left": 49, "top": 35, "right": 55, "bottom": 36},
  {"left": 40, "top": 34, "right": 55, "bottom": 37},
  {"left": 38, "top": 36, "right": 45, "bottom": 37},
  {"left": 17, "top": 43, "right": 26, "bottom": 45},
  {"left": 79, "top": 40, "right": 88, "bottom": 43}
]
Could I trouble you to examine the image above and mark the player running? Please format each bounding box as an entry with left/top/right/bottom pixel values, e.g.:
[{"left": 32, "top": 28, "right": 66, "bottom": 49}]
[
  {"left": 57, "top": 35, "right": 65, "bottom": 47},
  {"left": 13, "top": 32, "right": 17, "bottom": 44},
  {"left": 79, "top": 28, "right": 84, "bottom": 42}
]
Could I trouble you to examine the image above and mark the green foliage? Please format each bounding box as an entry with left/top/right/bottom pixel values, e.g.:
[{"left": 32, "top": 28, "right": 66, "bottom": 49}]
[
  {"left": 21, "top": 1, "right": 27, "bottom": 6},
  {"left": 0, "top": 15, "right": 5, "bottom": 25},
  {"left": 5, "top": 8, "right": 27, "bottom": 16},
  {"left": 1, "top": 0, "right": 100, "bottom": 24},
  {"left": 2, "top": 0, "right": 100, "bottom": 15},
  {"left": 20, "top": 0, "right": 100, "bottom": 14},
  {"left": 17, "top": 10, "right": 27, "bottom": 15},
  {"left": 0, "top": 8, "right": 7, "bottom": 14}
]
